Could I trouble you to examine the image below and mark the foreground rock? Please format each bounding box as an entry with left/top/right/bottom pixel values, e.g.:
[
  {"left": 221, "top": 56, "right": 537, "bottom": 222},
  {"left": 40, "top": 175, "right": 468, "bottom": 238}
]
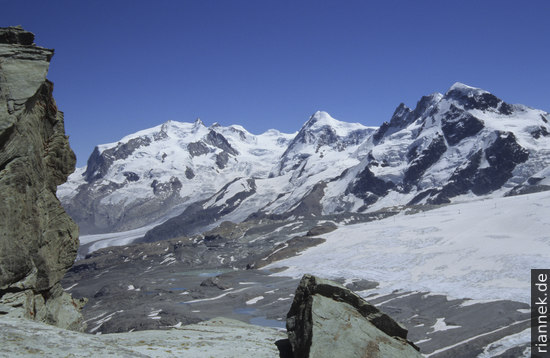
[
  {"left": 0, "top": 26, "right": 84, "bottom": 330},
  {"left": 286, "top": 274, "right": 422, "bottom": 358},
  {"left": 0, "top": 316, "right": 286, "bottom": 357}
]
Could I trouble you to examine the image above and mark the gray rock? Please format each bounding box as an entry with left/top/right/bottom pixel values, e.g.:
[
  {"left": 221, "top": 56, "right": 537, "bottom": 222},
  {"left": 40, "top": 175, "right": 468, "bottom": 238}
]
[
  {"left": 305, "top": 222, "right": 337, "bottom": 236},
  {"left": 0, "top": 316, "right": 287, "bottom": 357},
  {"left": 215, "top": 150, "right": 230, "bottom": 169},
  {"left": 184, "top": 166, "right": 195, "bottom": 179},
  {"left": 83, "top": 136, "right": 152, "bottom": 182},
  {"left": 286, "top": 274, "right": 422, "bottom": 358},
  {"left": 200, "top": 276, "right": 231, "bottom": 290},
  {"left": 187, "top": 140, "right": 210, "bottom": 157},
  {"left": 205, "top": 130, "right": 239, "bottom": 155},
  {"left": 0, "top": 25, "right": 35, "bottom": 45},
  {"left": 0, "top": 26, "right": 84, "bottom": 330}
]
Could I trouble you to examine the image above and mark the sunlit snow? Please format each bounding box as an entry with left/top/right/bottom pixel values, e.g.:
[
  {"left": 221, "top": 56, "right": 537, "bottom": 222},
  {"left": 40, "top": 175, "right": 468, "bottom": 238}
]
[{"left": 269, "top": 190, "right": 550, "bottom": 303}]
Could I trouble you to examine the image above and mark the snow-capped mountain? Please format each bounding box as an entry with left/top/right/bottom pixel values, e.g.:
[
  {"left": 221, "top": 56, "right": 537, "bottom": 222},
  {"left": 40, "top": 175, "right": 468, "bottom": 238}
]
[
  {"left": 277, "top": 111, "right": 374, "bottom": 176},
  {"left": 322, "top": 82, "right": 550, "bottom": 213},
  {"left": 58, "top": 119, "right": 295, "bottom": 234},
  {"left": 59, "top": 83, "right": 549, "bottom": 358},
  {"left": 59, "top": 83, "right": 550, "bottom": 244},
  {"left": 141, "top": 112, "right": 376, "bottom": 242}
]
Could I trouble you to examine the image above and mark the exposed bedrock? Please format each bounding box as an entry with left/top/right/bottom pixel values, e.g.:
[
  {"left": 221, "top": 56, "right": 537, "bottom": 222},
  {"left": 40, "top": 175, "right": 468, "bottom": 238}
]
[
  {"left": 0, "top": 26, "right": 85, "bottom": 330},
  {"left": 286, "top": 274, "right": 422, "bottom": 358}
]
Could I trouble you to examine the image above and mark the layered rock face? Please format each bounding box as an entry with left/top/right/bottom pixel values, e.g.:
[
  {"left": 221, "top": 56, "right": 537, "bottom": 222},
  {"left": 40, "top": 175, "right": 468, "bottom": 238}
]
[
  {"left": 286, "top": 274, "right": 422, "bottom": 358},
  {"left": 0, "top": 26, "right": 85, "bottom": 330}
]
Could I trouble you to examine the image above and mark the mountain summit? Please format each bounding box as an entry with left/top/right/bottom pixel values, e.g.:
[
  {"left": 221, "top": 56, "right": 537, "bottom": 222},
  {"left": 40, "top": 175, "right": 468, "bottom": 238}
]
[
  {"left": 59, "top": 83, "right": 550, "bottom": 245},
  {"left": 329, "top": 82, "right": 548, "bottom": 212},
  {"left": 58, "top": 120, "right": 295, "bottom": 234}
]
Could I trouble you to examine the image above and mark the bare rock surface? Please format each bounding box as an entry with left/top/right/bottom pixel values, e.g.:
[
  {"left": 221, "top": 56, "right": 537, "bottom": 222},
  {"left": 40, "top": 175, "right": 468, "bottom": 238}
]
[
  {"left": 0, "top": 26, "right": 84, "bottom": 330},
  {"left": 286, "top": 274, "right": 422, "bottom": 358},
  {"left": 0, "top": 315, "right": 286, "bottom": 357}
]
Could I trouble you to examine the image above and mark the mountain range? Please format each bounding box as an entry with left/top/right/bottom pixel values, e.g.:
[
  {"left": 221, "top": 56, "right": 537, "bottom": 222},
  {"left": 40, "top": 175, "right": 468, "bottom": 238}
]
[
  {"left": 57, "top": 81, "right": 549, "bottom": 356},
  {"left": 58, "top": 82, "right": 550, "bottom": 247},
  {"left": 4, "top": 25, "right": 542, "bottom": 357}
]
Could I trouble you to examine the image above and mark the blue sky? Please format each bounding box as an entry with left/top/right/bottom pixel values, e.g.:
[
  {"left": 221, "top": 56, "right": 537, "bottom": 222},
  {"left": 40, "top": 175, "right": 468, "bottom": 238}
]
[{"left": 2, "top": 0, "right": 549, "bottom": 166}]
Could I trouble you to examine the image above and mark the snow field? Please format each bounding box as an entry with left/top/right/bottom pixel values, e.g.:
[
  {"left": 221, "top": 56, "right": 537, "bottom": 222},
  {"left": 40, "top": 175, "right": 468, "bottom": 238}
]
[{"left": 268, "top": 190, "right": 550, "bottom": 304}]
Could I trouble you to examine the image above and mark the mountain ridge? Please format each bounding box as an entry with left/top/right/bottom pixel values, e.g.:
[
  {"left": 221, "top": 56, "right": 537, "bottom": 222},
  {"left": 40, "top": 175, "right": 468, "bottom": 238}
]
[{"left": 59, "top": 83, "right": 550, "bottom": 249}]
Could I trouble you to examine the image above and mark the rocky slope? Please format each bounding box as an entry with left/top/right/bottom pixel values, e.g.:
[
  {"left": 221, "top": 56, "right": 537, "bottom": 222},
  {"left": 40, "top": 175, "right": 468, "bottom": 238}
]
[
  {"left": 63, "top": 192, "right": 538, "bottom": 356},
  {"left": 0, "top": 315, "right": 287, "bottom": 357},
  {"left": 3, "top": 276, "right": 424, "bottom": 357},
  {"left": 0, "top": 26, "right": 84, "bottom": 330}
]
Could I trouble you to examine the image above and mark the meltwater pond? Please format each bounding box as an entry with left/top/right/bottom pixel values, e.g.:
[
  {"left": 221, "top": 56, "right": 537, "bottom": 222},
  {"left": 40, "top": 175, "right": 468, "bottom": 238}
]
[{"left": 233, "top": 307, "right": 286, "bottom": 329}]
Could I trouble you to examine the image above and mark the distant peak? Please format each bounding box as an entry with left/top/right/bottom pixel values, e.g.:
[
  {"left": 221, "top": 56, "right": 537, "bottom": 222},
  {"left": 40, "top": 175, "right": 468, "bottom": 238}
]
[
  {"left": 311, "top": 110, "right": 334, "bottom": 121},
  {"left": 160, "top": 120, "right": 171, "bottom": 131},
  {"left": 194, "top": 118, "right": 204, "bottom": 126},
  {"left": 305, "top": 111, "right": 337, "bottom": 128},
  {"left": 445, "top": 83, "right": 512, "bottom": 113},
  {"left": 297, "top": 111, "right": 369, "bottom": 139},
  {"left": 392, "top": 103, "right": 410, "bottom": 116},
  {"left": 446, "top": 82, "right": 488, "bottom": 95},
  {"left": 450, "top": 82, "right": 474, "bottom": 90},
  {"left": 312, "top": 110, "right": 330, "bottom": 118}
]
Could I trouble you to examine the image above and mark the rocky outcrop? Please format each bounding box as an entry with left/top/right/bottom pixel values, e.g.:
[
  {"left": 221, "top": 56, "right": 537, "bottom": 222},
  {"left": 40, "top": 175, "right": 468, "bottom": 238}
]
[
  {"left": 83, "top": 137, "right": 153, "bottom": 182},
  {"left": 0, "top": 26, "right": 85, "bottom": 330},
  {"left": 286, "top": 274, "right": 422, "bottom": 358}
]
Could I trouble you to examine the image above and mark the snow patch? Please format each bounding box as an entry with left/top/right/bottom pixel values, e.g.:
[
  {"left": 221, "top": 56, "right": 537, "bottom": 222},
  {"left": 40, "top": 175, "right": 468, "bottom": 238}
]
[
  {"left": 429, "top": 318, "right": 461, "bottom": 333},
  {"left": 246, "top": 296, "right": 265, "bottom": 305}
]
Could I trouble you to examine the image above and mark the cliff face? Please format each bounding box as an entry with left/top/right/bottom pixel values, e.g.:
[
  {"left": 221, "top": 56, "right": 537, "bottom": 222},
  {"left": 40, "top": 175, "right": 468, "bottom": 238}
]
[{"left": 0, "top": 26, "right": 85, "bottom": 330}]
